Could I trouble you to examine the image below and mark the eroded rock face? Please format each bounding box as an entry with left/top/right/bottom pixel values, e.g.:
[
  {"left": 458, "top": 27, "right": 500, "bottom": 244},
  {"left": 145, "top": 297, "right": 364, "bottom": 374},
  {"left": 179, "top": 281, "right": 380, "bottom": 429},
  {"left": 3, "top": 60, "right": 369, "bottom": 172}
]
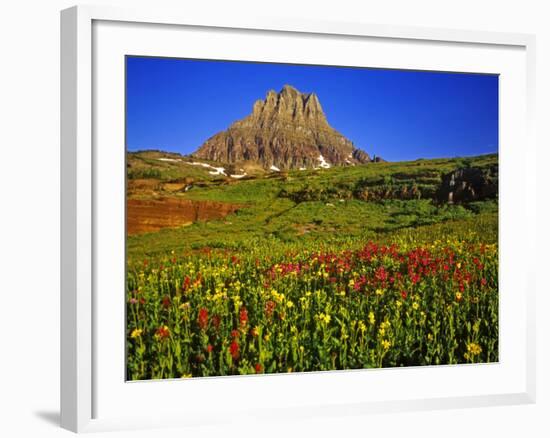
[
  {"left": 193, "top": 85, "right": 376, "bottom": 170},
  {"left": 127, "top": 198, "right": 242, "bottom": 235},
  {"left": 437, "top": 166, "right": 498, "bottom": 204}
]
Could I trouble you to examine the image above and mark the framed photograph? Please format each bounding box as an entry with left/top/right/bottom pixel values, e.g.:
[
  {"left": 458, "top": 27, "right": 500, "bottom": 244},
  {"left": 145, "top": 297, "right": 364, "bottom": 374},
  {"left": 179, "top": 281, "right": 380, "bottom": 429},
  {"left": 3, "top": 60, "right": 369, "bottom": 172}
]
[{"left": 61, "top": 5, "right": 536, "bottom": 433}]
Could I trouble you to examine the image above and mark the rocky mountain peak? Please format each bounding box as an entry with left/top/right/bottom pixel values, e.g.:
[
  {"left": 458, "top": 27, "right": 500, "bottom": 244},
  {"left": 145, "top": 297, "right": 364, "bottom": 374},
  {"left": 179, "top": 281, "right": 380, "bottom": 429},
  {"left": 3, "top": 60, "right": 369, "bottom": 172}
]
[
  {"left": 193, "top": 85, "right": 377, "bottom": 170},
  {"left": 250, "top": 85, "right": 326, "bottom": 126}
]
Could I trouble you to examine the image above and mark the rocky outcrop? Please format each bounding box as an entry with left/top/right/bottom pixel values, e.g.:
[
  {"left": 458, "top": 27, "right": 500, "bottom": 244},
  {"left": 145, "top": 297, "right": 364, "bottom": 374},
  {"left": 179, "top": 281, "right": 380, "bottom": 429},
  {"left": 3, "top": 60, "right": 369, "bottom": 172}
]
[
  {"left": 193, "top": 85, "right": 376, "bottom": 170},
  {"left": 127, "top": 198, "right": 242, "bottom": 235},
  {"left": 436, "top": 166, "right": 498, "bottom": 204}
]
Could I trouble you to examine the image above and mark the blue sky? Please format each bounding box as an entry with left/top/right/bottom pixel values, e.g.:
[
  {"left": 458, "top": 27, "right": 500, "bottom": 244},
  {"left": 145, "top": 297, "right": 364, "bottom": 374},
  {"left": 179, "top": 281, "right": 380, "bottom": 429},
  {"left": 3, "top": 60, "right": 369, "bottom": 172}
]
[{"left": 126, "top": 56, "right": 498, "bottom": 162}]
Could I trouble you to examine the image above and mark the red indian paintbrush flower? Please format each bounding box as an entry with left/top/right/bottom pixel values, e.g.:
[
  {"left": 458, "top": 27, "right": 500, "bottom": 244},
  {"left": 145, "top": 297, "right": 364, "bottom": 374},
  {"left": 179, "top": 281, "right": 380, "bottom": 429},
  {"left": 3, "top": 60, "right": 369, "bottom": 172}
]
[
  {"left": 254, "top": 363, "right": 263, "bottom": 373},
  {"left": 229, "top": 341, "right": 239, "bottom": 360},
  {"left": 265, "top": 300, "right": 276, "bottom": 318},
  {"left": 375, "top": 266, "right": 388, "bottom": 282},
  {"left": 239, "top": 308, "right": 248, "bottom": 326},
  {"left": 155, "top": 325, "right": 170, "bottom": 340},
  {"left": 211, "top": 314, "right": 221, "bottom": 331},
  {"left": 198, "top": 307, "right": 209, "bottom": 330}
]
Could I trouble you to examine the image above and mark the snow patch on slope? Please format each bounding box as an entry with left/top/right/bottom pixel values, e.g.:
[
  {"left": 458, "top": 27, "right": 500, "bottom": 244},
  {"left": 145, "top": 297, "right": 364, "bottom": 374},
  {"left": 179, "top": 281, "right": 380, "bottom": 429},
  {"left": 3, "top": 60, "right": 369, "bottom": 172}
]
[
  {"left": 208, "top": 167, "right": 226, "bottom": 176},
  {"left": 185, "top": 161, "right": 227, "bottom": 176},
  {"left": 157, "top": 158, "right": 181, "bottom": 162},
  {"left": 317, "top": 155, "right": 331, "bottom": 169}
]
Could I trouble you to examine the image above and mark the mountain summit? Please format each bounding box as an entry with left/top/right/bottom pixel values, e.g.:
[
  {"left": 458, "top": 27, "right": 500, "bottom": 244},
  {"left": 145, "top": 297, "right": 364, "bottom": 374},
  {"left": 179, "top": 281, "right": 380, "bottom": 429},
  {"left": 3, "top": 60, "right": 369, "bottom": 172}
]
[{"left": 192, "top": 85, "right": 376, "bottom": 170}]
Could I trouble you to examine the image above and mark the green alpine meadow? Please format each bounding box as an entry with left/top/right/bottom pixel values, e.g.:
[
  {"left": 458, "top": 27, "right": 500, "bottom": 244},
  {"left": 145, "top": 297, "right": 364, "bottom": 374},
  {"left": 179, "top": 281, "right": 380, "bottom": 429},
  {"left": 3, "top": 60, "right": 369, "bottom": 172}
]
[{"left": 126, "top": 59, "right": 499, "bottom": 380}]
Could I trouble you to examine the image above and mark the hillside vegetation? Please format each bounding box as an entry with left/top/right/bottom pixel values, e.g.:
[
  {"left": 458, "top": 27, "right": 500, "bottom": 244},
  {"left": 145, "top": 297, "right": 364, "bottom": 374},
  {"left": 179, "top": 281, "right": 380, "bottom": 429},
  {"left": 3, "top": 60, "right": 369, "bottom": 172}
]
[
  {"left": 127, "top": 152, "right": 498, "bottom": 257},
  {"left": 126, "top": 152, "right": 498, "bottom": 379}
]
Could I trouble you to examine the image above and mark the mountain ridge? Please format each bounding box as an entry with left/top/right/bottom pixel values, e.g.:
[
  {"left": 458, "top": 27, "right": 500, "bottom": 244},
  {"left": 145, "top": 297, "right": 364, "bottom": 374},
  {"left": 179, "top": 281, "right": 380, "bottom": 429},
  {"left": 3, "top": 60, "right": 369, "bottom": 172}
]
[{"left": 192, "top": 85, "right": 378, "bottom": 170}]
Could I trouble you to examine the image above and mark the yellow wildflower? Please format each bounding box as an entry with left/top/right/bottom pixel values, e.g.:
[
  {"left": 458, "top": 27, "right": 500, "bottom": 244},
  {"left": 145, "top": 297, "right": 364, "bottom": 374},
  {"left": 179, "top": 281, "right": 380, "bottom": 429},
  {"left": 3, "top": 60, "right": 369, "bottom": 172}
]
[
  {"left": 382, "top": 340, "right": 391, "bottom": 350},
  {"left": 249, "top": 326, "right": 259, "bottom": 337},
  {"left": 130, "top": 328, "right": 143, "bottom": 338},
  {"left": 368, "top": 311, "right": 375, "bottom": 325},
  {"left": 271, "top": 289, "right": 285, "bottom": 303},
  {"left": 466, "top": 342, "right": 482, "bottom": 356}
]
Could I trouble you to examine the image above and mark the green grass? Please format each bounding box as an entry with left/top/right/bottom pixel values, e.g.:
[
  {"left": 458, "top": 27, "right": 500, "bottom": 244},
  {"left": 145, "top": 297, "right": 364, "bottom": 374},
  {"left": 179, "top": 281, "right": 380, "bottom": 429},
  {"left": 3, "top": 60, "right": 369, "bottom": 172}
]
[
  {"left": 126, "top": 152, "right": 499, "bottom": 379},
  {"left": 127, "top": 153, "right": 498, "bottom": 259}
]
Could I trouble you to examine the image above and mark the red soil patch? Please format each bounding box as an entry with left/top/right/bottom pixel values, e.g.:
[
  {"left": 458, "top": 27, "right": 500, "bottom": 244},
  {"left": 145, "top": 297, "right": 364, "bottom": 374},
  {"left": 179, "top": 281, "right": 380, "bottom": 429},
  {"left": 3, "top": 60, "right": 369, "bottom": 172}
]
[{"left": 127, "top": 198, "right": 241, "bottom": 235}]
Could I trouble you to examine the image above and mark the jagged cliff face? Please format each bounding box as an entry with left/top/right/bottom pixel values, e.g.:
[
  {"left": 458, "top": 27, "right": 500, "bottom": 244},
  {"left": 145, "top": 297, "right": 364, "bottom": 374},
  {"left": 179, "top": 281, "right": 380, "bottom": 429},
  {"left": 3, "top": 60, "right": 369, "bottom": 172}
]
[{"left": 193, "top": 85, "right": 373, "bottom": 170}]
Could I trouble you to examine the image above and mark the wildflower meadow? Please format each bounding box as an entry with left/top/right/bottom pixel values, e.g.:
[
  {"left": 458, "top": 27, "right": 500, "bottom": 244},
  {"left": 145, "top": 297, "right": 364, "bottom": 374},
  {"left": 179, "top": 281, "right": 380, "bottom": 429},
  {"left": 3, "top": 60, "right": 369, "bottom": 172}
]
[{"left": 127, "top": 233, "right": 497, "bottom": 379}]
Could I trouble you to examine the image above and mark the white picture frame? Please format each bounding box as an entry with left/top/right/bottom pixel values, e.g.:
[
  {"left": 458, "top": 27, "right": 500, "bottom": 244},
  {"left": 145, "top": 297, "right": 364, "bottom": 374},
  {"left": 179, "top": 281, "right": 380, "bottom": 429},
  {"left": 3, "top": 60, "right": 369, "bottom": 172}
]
[{"left": 60, "top": 4, "right": 536, "bottom": 433}]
